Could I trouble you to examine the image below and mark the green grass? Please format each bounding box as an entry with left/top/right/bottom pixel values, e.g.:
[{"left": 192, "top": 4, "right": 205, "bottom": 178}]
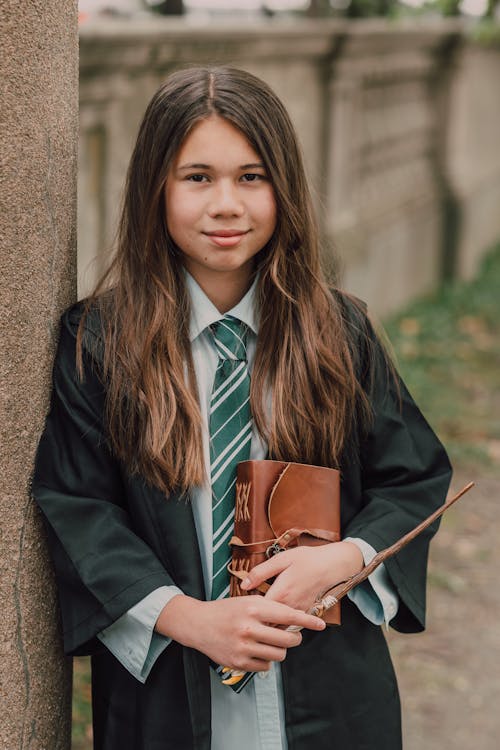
[
  {"left": 470, "top": 20, "right": 500, "bottom": 48},
  {"left": 384, "top": 243, "right": 500, "bottom": 474},
  {"left": 72, "top": 657, "right": 93, "bottom": 749}
]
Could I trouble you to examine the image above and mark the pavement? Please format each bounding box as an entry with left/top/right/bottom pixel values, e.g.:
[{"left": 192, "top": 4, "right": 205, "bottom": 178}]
[{"left": 388, "top": 471, "right": 500, "bottom": 750}]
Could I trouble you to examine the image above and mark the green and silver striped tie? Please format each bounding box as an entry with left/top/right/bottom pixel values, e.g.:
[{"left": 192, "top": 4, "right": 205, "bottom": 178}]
[{"left": 209, "top": 315, "right": 252, "bottom": 601}]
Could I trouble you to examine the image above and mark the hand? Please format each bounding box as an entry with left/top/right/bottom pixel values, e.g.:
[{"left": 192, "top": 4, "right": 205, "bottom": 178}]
[
  {"left": 155, "top": 593, "right": 326, "bottom": 673},
  {"left": 240, "top": 542, "right": 364, "bottom": 613}
]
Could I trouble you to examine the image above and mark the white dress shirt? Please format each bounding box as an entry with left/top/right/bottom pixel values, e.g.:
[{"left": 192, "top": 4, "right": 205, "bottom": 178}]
[{"left": 97, "top": 272, "right": 399, "bottom": 750}]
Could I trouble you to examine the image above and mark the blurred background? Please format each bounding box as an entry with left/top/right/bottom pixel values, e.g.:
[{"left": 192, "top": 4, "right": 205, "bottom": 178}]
[{"left": 74, "top": 2, "right": 500, "bottom": 748}]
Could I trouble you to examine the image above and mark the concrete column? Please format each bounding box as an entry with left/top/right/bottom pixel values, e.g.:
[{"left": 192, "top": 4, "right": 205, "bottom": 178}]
[{"left": 0, "top": 1, "right": 78, "bottom": 748}]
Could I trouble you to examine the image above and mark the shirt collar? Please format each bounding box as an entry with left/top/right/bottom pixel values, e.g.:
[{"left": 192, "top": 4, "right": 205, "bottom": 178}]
[{"left": 185, "top": 271, "right": 259, "bottom": 343}]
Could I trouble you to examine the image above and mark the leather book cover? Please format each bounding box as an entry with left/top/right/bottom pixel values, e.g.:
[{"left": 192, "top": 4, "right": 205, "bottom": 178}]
[{"left": 230, "top": 460, "right": 341, "bottom": 625}]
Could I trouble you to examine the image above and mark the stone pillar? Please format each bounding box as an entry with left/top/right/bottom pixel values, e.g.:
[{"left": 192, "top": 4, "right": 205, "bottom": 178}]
[{"left": 0, "top": 1, "right": 78, "bottom": 748}]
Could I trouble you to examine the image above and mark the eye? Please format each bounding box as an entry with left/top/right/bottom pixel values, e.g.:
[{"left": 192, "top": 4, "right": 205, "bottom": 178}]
[
  {"left": 186, "top": 174, "right": 209, "bottom": 183},
  {"left": 241, "top": 173, "right": 266, "bottom": 183}
]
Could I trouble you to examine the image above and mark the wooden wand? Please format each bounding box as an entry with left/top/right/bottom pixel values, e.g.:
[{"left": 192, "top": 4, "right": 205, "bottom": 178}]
[{"left": 222, "top": 481, "right": 475, "bottom": 686}]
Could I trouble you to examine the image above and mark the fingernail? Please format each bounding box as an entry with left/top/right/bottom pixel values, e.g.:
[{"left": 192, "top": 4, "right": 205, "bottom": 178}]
[{"left": 241, "top": 578, "right": 251, "bottom": 589}]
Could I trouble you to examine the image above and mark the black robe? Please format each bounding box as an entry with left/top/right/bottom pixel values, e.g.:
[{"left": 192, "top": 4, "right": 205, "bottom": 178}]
[{"left": 33, "top": 299, "right": 452, "bottom": 750}]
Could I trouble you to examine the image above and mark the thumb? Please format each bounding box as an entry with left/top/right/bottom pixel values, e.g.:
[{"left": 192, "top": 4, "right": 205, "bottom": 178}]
[{"left": 240, "top": 553, "right": 291, "bottom": 591}]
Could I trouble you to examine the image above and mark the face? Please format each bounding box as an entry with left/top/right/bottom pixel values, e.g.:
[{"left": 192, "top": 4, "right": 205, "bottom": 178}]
[{"left": 165, "top": 115, "right": 277, "bottom": 293}]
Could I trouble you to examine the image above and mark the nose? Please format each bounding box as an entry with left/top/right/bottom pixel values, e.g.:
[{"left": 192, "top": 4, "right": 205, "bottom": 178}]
[{"left": 207, "top": 179, "right": 244, "bottom": 218}]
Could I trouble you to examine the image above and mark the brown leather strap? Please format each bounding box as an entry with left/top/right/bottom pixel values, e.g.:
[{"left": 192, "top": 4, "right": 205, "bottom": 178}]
[
  {"left": 230, "top": 535, "right": 277, "bottom": 548},
  {"left": 230, "top": 527, "right": 340, "bottom": 553},
  {"left": 299, "top": 529, "right": 340, "bottom": 543}
]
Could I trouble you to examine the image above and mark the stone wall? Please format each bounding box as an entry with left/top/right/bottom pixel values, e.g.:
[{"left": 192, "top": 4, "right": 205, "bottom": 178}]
[
  {"left": 446, "top": 39, "right": 500, "bottom": 279},
  {"left": 79, "top": 18, "right": 500, "bottom": 314},
  {"left": 324, "top": 23, "right": 456, "bottom": 311},
  {"left": 0, "top": 1, "right": 78, "bottom": 747}
]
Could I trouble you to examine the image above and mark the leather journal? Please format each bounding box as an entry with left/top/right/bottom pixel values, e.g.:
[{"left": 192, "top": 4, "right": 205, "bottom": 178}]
[{"left": 228, "top": 459, "right": 342, "bottom": 625}]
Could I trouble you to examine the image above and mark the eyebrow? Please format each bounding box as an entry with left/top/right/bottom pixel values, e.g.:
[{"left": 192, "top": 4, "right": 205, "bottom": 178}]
[{"left": 177, "top": 162, "right": 266, "bottom": 171}]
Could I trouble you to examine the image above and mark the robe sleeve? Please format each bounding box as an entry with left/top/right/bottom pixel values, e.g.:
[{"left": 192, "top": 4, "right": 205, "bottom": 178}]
[
  {"left": 32, "top": 307, "right": 176, "bottom": 656},
  {"left": 345, "top": 537, "right": 399, "bottom": 625},
  {"left": 97, "top": 586, "right": 178, "bottom": 682},
  {"left": 342, "top": 304, "right": 453, "bottom": 634}
]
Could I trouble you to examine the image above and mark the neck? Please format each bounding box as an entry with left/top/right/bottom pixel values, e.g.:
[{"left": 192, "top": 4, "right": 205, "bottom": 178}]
[{"left": 185, "top": 264, "right": 255, "bottom": 313}]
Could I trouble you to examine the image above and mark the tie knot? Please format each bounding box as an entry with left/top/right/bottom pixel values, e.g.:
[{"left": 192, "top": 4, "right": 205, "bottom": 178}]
[{"left": 210, "top": 316, "right": 248, "bottom": 361}]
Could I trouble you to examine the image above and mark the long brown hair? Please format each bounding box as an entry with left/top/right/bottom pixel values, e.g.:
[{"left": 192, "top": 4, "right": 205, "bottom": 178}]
[{"left": 78, "top": 66, "right": 372, "bottom": 494}]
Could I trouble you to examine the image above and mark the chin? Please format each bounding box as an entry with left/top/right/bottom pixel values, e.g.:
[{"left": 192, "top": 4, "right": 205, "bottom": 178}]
[{"left": 209, "top": 255, "right": 255, "bottom": 273}]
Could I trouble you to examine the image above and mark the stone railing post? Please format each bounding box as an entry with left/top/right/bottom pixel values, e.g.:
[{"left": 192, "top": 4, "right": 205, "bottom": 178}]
[{"left": 0, "top": 1, "right": 78, "bottom": 747}]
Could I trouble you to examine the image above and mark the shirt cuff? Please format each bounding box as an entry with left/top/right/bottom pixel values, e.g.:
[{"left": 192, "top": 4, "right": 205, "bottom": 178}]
[
  {"left": 344, "top": 537, "right": 399, "bottom": 627},
  {"left": 97, "top": 585, "right": 183, "bottom": 683}
]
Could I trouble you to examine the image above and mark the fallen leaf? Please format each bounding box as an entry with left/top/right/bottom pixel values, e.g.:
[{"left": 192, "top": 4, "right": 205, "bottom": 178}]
[{"left": 399, "top": 317, "right": 421, "bottom": 336}]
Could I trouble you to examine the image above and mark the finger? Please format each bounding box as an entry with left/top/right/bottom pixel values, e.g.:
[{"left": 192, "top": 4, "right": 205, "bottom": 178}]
[
  {"left": 280, "top": 608, "right": 326, "bottom": 631},
  {"left": 240, "top": 553, "right": 292, "bottom": 591},
  {"left": 224, "top": 658, "right": 272, "bottom": 673},
  {"left": 250, "top": 644, "right": 288, "bottom": 663},
  {"left": 247, "top": 658, "right": 271, "bottom": 672},
  {"left": 264, "top": 579, "right": 316, "bottom": 613},
  {"left": 227, "top": 644, "right": 287, "bottom": 672},
  {"left": 257, "top": 599, "right": 326, "bottom": 631},
  {"left": 252, "top": 624, "right": 302, "bottom": 649},
  {"left": 262, "top": 572, "right": 300, "bottom": 606}
]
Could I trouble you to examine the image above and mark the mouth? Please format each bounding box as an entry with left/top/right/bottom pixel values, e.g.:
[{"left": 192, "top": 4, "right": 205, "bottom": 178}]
[{"left": 203, "top": 229, "right": 249, "bottom": 247}]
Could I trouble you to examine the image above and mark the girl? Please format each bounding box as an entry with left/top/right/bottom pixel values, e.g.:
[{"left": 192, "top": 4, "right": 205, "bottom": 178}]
[{"left": 34, "top": 66, "right": 452, "bottom": 750}]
